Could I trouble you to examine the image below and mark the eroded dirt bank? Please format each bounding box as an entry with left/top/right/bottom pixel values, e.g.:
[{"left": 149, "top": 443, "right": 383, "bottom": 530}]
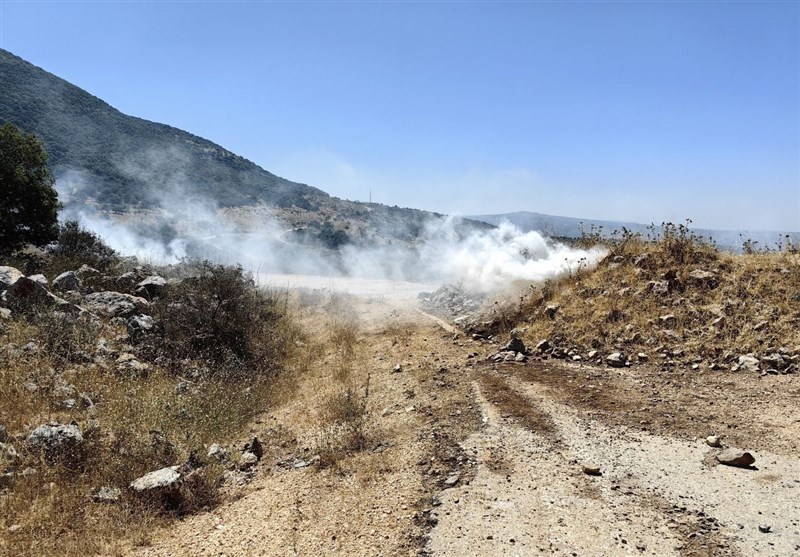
[{"left": 132, "top": 284, "right": 799, "bottom": 557}]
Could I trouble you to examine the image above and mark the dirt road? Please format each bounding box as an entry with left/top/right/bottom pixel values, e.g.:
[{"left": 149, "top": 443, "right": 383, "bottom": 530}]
[{"left": 132, "top": 288, "right": 800, "bottom": 557}]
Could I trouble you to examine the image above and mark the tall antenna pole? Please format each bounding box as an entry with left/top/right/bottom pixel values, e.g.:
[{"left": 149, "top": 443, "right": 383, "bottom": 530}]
[{"left": 369, "top": 189, "right": 372, "bottom": 203}]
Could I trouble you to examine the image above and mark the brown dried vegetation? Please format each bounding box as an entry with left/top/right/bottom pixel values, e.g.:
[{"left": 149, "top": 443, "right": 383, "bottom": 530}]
[{"left": 0, "top": 262, "right": 301, "bottom": 556}]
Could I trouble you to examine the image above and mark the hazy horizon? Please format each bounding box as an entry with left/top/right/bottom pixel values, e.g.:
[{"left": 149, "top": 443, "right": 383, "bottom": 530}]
[{"left": 1, "top": 1, "right": 798, "bottom": 232}]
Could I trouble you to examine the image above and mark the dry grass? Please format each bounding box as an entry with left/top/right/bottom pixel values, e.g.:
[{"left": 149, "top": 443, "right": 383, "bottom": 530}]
[
  {"left": 504, "top": 227, "right": 800, "bottom": 366},
  {"left": 0, "top": 262, "right": 302, "bottom": 556},
  {"left": 285, "top": 289, "right": 382, "bottom": 469}
]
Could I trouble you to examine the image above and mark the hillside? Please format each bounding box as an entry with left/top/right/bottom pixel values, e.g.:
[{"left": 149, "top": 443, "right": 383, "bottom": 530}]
[
  {"left": 1, "top": 48, "right": 490, "bottom": 251},
  {"left": 0, "top": 49, "right": 331, "bottom": 211}
]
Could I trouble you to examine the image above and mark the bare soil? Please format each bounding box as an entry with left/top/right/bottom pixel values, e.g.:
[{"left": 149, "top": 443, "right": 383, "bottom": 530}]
[{"left": 128, "top": 290, "right": 800, "bottom": 557}]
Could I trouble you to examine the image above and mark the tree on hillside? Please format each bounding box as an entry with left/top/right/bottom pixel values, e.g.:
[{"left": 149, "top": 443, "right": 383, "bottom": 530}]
[{"left": 0, "top": 123, "right": 61, "bottom": 254}]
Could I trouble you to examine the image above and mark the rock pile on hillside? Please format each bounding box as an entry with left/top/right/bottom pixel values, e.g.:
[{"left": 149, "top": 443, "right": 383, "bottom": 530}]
[
  {"left": 0, "top": 264, "right": 165, "bottom": 325},
  {"left": 419, "top": 284, "right": 484, "bottom": 324}
]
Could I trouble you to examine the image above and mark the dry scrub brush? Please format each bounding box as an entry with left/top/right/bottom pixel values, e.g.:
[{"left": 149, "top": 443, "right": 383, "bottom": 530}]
[
  {"left": 0, "top": 261, "right": 301, "bottom": 556},
  {"left": 290, "top": 290, "right": 380, "bottom": 468},
  {"left": 511, "top": 223, "right": 800, "bottom": 365}
]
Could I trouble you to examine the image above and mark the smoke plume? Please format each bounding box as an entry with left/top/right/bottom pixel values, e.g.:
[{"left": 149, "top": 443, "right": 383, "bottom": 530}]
[{"left": 55, "top": 152, "right": 607, "bottom": 294}]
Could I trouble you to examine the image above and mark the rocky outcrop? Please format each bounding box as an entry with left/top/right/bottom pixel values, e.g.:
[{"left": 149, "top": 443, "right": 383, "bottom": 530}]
[
  {"left": 3, "top": 277, "right": 79, "bottom": 314},
  {"left": 0, "top": 266, "right": 23, "bottom": 292},
  {"left": 83, "top": 292, "right": 149, "bottom": 318},
  {"left": 52, "top": 271, "right": 82, "bottom": 293},
  {"left": 134, "top": 276, "right": 167, "bottom": 298}
]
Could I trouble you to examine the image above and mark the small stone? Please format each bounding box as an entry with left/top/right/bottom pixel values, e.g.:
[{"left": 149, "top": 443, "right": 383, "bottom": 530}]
[
  {"left": 534, "top": 339, "right": 551, "bottom": 352},
  {"left": 581, "top": 464, "right": 602, "bottom": 476},
  {"left": 27, "top": 423, "right": 83, "bottom": 461},
  {"left": 687, "top": 269, "right": 718, "bottom": 288},
  {"left": 544, "top": 304, "right": 559, "bottom": 319},
  {"left": 606, "top": 352, "right": 627, "bottom": 368},
  {"left": 393, "top": 364, "right": 403, "bottom": 373},
  {"left": 175, "top": 380, "right": 190, "bottom": 394},
  {"left": 758, "top": 524, "right": 771, "bottom": 533},
  {"left": 207, "top": 443, "right": 228, "bottom": 461},
  {"left": 8, "top": 524, "right": 21, "bottom": 533},
  {"left": 52, "top": 271, "right": 82, "bottom": 293},
  {"left": 243, "top": 437, "right": 263, "bottom": 459},
  {"left": 239, "top": 451, "right": 258, "bottom": 470},
  {"left": 130, "top": 467, "right": 181, "bottom": 493},
  {"left": 0, "top": 442, "right": 19, "bottom": 460},
  {"left": 502, "top": 337, "right": 526, "bottom": 354},
  {"left": 444, "top": 473, "right": 460, "bottom": 487},
  {"left": 716, "top": 448, "right": 755, "bottom": 468},
  {"left": 737, "top": 355, "right": 760, "bottom": 373},
  {"left": 92, "top": 486, "right": 122, "bottom": 503},
  {"left": 706, "top": 435, "right": 721, "bottom": 448}
]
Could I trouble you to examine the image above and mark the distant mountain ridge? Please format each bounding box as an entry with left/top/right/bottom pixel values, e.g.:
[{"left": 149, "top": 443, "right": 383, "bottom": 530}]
[{"left": 469, "top": 211, "right": 800, "bottom": 251}]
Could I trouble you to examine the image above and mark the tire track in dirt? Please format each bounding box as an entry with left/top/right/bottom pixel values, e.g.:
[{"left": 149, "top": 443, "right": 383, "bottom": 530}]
[{"left": 426, "top": 362, "right": 800, "bottom": 557}]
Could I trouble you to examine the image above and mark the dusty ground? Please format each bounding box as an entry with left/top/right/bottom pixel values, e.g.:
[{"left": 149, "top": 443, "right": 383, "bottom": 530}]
[{"left": 128, "top": 282, "right": 800, "bottom": 557}]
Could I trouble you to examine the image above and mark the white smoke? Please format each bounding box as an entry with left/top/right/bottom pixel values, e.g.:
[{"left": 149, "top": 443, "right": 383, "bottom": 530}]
[
  {"left": 423, "top": 220, "right": 606, "bottom": 292},
  {"left": 54, "top": 154, "right": 607, "bottom": 294}
]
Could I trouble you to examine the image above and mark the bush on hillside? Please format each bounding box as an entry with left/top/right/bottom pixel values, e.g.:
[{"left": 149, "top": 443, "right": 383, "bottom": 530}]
[{"left": 145, "top": 261, "right": 294, "bottom": 378}]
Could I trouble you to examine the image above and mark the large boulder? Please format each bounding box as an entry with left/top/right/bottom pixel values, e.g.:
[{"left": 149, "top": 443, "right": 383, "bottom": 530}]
[
  {"left": 4, "top": 277, "right": 51, "bottom": 307},
  {"left": 134, "top": 276, "right": 167, "bottom": 298},
  {"left": 71, "top": 265, "right": 104, "bottom": 292},
  {"left": 27, "top": 423, "right": 84, "bottom": 462},
  {"left": 83, "top": 292, "right": 149, "bottom": 318},
  {"left": 0, "top": 266, "right": 24, "bottom": 292},
  {"left": 3, "top": 277, "right": 79, "bottom": 314},
  {"left": 52, "top": 271, "right": 83, "bottom": 293},
  {"left": 115, "top": 271, "right": 145, "bottom": 292}
]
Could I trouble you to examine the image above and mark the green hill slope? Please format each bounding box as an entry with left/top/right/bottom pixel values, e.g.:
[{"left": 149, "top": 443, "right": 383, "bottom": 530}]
[{"left": 0, "top": 48, "right": 328, "bottom": 211}]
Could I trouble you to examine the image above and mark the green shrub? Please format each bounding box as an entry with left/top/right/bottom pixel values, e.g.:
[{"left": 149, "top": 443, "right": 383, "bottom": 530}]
[{"left": 146, "top": 261, "right": 295, "bottom": 378}]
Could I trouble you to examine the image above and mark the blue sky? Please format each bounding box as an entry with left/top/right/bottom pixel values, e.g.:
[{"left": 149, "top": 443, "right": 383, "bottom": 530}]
[{"left": 1, "top": 1, "right": 798, "bottom": 231}]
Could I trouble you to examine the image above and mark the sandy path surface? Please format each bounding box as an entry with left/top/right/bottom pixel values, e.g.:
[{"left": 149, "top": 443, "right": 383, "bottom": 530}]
[{"left": 129, "top": 281, "right": 800, "bottom": 557}]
